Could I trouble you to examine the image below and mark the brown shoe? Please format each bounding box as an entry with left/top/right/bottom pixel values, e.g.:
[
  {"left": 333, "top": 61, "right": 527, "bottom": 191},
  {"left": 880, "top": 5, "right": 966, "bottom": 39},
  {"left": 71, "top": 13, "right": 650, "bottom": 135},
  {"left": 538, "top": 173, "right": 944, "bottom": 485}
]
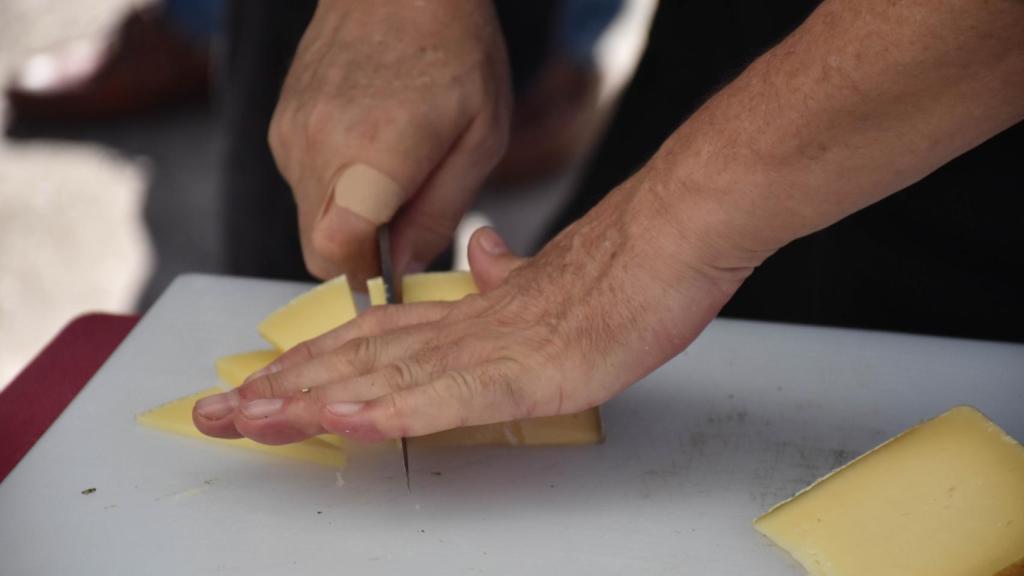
[{"left": 6, "top": 5, "right": 211, "bottom": 125}]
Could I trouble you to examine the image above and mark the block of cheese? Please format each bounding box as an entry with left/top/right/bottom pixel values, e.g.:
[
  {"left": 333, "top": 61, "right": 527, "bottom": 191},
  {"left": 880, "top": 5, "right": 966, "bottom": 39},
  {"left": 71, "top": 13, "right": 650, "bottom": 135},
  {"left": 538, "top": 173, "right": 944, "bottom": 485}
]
[
  {"left": 411, "top": 409, "right": 604, "bottom": 448},
  {"left": 402, "top": 271, "right": 478, "bottom": 303},
  {"left": 258, "top": 274, "right": 357, "bottom": 351},
  {"left": 215, "top": 350, "right": 280, "bottom": 388},
  {"left": 137, "top": 387, "right": 347, "bottom": 468},
  {"left": 754, "top": 406, "right": 1024, "bottom": 576}
]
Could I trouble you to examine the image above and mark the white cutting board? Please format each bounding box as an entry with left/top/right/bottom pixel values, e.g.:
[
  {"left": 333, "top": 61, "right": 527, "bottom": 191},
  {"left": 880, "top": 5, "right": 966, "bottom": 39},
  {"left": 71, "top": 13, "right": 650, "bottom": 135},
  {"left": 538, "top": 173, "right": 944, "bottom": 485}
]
[{"left": 2, "top": 274, "right": 1022, "bottom": 575}]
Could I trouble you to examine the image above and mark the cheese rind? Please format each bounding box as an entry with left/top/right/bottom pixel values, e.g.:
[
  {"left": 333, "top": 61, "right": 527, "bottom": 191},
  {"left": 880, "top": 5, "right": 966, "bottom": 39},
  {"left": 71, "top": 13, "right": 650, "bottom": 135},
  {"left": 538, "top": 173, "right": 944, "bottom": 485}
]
[
  {"left": 754, "top": 406, "right": 1024, "bottom": 576},
  {"left": 258, "top": 275, "right": 357, "bottom": 351},
  {"left": 137, "top": 387, "right": 346, "bottom": 468},
  {"left": 215, "top": 350, "right": 280, "bottom": 388}
]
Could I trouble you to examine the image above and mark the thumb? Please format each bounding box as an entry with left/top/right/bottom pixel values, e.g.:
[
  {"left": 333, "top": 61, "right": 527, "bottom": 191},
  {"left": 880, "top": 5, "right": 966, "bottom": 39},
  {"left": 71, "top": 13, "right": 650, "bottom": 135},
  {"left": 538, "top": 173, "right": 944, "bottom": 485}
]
[{"left": 468, "top": 227, "right": 526, "bottom": 292}]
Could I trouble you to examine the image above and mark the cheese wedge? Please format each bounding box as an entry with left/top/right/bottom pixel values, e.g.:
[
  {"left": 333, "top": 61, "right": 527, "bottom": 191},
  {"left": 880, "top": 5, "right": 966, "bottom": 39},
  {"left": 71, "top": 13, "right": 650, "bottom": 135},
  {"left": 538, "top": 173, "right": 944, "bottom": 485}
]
[
  {"left": 258, "top": 274, "right": 357, "bottom": 351},
  {"left": 215, "top": 350, "right": 280, "bottom": 388},
  {"left": 754, "top": 406, "right": 1024, "bottom": 576},
  {"left": 137, "top": 387, "right": 346, "bottom": 468}
]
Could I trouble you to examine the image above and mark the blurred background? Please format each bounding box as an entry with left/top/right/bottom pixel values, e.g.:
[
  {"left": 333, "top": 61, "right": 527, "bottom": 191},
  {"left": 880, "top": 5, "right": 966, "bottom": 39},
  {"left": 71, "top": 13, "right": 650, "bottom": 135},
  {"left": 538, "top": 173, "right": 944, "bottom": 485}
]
[{"left": 0, "top": 0, "right": 657, "bottom": 389}]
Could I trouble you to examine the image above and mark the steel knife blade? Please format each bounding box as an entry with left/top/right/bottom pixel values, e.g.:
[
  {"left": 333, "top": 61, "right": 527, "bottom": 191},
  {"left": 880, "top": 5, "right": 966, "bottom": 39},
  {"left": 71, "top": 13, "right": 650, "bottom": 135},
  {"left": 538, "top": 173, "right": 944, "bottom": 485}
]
[{"left": 377, "top": 224, "right": 410, "bottom": 490}]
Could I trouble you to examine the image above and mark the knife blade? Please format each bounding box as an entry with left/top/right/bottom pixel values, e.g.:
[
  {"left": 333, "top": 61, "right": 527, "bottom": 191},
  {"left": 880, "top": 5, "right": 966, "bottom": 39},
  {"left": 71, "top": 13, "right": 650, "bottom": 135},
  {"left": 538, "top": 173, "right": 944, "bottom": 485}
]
[{"left": 377, "top": 225, "right": 410, "bottom": 490}]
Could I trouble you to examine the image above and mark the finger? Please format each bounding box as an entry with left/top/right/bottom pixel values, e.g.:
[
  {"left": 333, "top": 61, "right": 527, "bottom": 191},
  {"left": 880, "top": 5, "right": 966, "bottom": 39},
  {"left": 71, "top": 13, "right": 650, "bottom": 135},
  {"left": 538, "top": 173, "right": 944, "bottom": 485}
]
[
  {"left": 238, "top": 327, "right": 438, "bottom": 400},
  {"left": 232, "top": 396, "right": 326, "bottom": 445},
  {"left": 467, "top": 226, "right": 527, "bottom": 292},
  {"left": 305, "top": 108, "right": 466, "bottom": 281},
  {"left": 230, "top": 355, "right": 444, "bottom": 445},
  {"left": 192, "top": 390, "right": 244, "bottom": 439},
  {"left": 248, "top": 301, "right": 452, "bottom": 379},
  {"left": 391, "top": 110, "right": 508, "bottom": 276},
  {"left": 319, "top": 360, "right": 533, "bottom": 441}
]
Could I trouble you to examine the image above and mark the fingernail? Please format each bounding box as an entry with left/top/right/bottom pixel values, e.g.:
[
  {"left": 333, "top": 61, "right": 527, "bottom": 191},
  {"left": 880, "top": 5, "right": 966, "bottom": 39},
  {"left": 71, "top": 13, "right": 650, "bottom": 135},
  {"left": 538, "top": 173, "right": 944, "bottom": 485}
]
[
  {"left": 240, "top": 398, "right": 285, "bottom": 419},
  {"left": 326, "top": 402, "right": 365, "bottom": 416},
  {"left": 332, "top": 164, "right": 404, "bottom": 225},
  {"left": 195, "top": 391, "right": 239, "bottom": 420},
  {"left": 478, "top": 227, "right": 508, "bottom": 255}
]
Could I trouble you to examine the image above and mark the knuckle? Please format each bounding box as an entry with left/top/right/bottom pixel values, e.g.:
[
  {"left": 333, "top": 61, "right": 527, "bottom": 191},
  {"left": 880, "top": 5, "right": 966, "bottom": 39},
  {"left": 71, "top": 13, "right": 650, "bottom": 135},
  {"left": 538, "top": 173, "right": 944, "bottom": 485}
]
[
  {"left": 340, "top": 336, "right": 379, "bottom": 374},
  {"left": 303, "top": 100, "right": 343, "bottom": 148},
  {"left": 445, "top": 370, "right": 480, "bottom": 402},
  {"left": 263, "top": 370, "right": 289, "bottom": 397},
  {"left": 490, "top": 364, "right": 533, "bottom": 417},
  {"left": 382, "top": 360, "right": 418, "bottom": 392},
  {"left": 288, "top": 340, "right": 317, "bottom": 364},
  {"left": 267, "top": 110, "right": 289, "bottom": 156}
]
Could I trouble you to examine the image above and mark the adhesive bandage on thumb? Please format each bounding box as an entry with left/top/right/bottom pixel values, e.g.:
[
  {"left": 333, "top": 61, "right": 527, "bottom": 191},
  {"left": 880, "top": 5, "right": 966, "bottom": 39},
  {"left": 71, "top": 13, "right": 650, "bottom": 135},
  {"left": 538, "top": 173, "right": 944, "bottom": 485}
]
[{"left": 330, "top": 163, "right": 405, "bottom": 224}]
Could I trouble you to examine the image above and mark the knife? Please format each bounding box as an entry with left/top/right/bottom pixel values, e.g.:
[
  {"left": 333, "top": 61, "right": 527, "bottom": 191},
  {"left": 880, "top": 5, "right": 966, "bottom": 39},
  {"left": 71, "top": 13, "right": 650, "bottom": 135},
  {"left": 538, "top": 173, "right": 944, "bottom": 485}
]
[{"left": 377, "top": 224, "right": 410, "bottom": 490}]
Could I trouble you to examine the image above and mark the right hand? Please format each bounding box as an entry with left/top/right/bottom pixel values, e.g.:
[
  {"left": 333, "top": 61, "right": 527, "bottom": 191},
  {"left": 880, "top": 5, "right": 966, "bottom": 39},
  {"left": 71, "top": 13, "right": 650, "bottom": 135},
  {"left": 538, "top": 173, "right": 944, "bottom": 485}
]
[{"left": 269, "top": 0, "right": 512, "bottom": 282}]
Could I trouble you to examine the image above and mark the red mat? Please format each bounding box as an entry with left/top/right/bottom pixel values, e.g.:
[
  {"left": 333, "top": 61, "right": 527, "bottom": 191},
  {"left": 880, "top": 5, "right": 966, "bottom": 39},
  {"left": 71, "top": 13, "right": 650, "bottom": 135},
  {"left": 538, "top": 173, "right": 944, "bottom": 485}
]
[{"left": 0, "top": 313, "right": 138, "bottom": 483}]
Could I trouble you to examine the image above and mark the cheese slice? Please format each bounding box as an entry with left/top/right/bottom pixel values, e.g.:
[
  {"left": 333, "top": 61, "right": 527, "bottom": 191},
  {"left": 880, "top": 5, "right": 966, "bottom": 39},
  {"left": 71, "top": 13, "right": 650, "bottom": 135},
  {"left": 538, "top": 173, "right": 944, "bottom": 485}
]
[
  {"left": 754, "top": 406, "right": 1024, "bottom": 576},
  {"left": 215, "top": 350, "right": 280, "bottom": 388},
  {"left": 137, "top": 387, "right": 346, "bottom": 468},
  {"left": 140, "top": 271, "right": 603, "bottom": 469},
  {"left": 402, "top": 271, "right": 479, "bottom": 303},
  {"left": 258, "top": 274, "right": 357, "bottom": 351},
  {"left": 367, "top": 277, "right": 388, "bottom": 307}
]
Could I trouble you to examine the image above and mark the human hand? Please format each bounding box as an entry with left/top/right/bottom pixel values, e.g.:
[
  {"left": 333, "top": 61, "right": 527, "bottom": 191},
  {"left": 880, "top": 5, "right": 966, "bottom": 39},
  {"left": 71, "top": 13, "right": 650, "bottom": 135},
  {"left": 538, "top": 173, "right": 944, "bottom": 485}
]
[
  {"left": 193, "top": 171, "right": 752, "bottom": 444},
  {"left": 269, "top": 0, "right": 512, "bottom": 283}
]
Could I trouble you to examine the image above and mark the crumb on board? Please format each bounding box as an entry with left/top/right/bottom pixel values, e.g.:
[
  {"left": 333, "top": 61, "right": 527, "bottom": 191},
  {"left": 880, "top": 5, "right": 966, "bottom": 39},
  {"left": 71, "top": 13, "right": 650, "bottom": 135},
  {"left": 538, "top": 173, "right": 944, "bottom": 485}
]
[{"left": 81, "top": 487, "right": 97, "bottom": 495}]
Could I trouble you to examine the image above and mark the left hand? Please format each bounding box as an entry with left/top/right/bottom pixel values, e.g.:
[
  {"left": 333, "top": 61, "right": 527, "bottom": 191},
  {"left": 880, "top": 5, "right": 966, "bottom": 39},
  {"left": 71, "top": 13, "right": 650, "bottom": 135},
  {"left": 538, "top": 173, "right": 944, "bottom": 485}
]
[{"left": 193, "top": 175, "right": 748, "bottom": 444}]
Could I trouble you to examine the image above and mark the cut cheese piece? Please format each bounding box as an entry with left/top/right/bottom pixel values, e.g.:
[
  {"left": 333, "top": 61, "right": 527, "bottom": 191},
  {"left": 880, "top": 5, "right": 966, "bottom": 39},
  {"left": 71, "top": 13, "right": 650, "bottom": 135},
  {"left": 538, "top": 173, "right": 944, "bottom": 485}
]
[
  {"left": 141, "top": 270, "right": 602, "bottom": 468},
  {"left": 137, "top": 387, "right": 347, "bottom": 468},
  {"left": 402, "top": 271, "right": 478, "bottom": 303},
  {"left": 411, "top": 409, "right": 604, "bottom": 448},
  {"left": 754, "top": 406, "right": 1024, "bottom": 576},
  {"left": 367, "top": 276, "right": 388, "bottom": 307},
  {"left": 215, "top": 350, "right": 280, "bottom": 388},
  {"left": 258, "top": 274, "right": 357, "bottom": 351}
]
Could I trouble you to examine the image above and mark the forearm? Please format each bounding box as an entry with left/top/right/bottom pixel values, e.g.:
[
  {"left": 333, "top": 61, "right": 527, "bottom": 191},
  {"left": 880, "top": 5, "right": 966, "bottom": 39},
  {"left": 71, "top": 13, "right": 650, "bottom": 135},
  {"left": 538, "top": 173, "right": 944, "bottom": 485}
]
[{"left": 644, "top": 0, "right": 1024, "bottom": 273}]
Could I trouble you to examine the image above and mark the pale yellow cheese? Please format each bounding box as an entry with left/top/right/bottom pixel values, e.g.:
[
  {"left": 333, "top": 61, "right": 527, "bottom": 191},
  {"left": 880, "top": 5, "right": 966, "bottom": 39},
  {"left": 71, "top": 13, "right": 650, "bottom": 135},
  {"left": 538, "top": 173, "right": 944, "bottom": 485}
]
[
  {"left": 136, "top": 387, "right": 347, "bottom": 468},
  {"left": 402, "top": 271, "right": 478, "bottom": 303},
  {"left": 258, "top": 274, "right": 357, "bottom": 351},
  {"left": 754, "top": 406, "right": 1024, "bottom": 576},
  {"left": 367, "top": 277, "right": 388, "bottom": 307},
  {"left": 411, "top": 409, "right": 604, "bottom": 448},
  {"left": 215, "top": 350, "right": 280, "bottom": 388},
  {"left": 140, "top": 271, "right": 602, "bottom": 469}
]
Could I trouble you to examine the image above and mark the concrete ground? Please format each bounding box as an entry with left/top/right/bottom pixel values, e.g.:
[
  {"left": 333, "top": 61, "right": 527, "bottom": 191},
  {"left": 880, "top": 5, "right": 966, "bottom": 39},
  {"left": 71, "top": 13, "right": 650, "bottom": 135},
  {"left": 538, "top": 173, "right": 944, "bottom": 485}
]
[{"left": 0, "top": 0, "right": 654, "bottom": 389}]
